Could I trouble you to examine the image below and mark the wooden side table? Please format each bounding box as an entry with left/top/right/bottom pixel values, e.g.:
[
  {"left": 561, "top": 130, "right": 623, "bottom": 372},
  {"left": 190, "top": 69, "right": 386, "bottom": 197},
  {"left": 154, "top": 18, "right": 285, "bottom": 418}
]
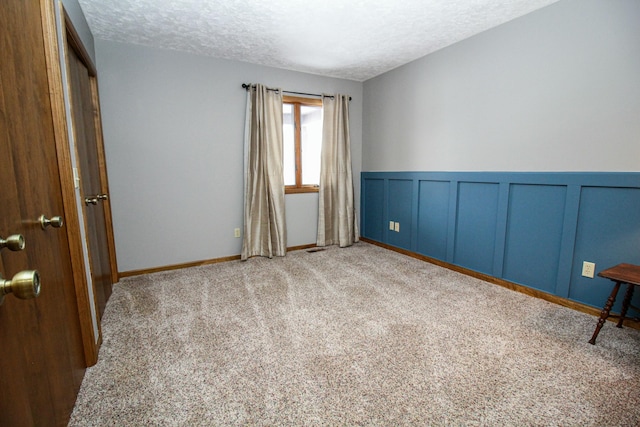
[{"left": 589, "top": 263, "right": 640, "bottom": 345}]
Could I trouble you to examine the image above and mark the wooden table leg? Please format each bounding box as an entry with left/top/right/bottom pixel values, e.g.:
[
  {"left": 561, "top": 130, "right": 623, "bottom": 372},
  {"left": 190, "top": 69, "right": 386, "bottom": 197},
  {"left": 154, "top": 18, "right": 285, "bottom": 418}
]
[
  {"left": 616, "top": 283, "right": 635, "bottom": 328},
  {"left": 589, "top": 281, "right": 621, "bottom": 345}
]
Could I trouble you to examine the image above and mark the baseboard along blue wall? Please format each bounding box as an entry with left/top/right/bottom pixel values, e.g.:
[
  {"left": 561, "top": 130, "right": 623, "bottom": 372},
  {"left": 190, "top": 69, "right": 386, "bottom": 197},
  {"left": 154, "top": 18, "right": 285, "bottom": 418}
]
[{"left": 361, "top": 172, "right": 640, "bottom": 310}]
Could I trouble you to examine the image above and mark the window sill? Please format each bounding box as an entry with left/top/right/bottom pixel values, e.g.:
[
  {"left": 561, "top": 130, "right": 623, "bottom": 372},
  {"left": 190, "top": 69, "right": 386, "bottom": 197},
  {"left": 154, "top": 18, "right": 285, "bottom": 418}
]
[{"left": 285, "top": 186, "right": 319, "bottom": 194}]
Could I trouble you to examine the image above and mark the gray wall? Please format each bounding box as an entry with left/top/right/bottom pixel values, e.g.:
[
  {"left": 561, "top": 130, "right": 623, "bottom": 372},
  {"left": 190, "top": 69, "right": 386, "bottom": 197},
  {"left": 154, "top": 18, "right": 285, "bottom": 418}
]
[
  {"left": 363, "top": 0, "right": 640, "bottom": 172},
  {"left": 95, "top": 40, "right": 362, "bottom": 272},
  {"left": 96, "top": 0, "right": 638, "bottom": 272}
]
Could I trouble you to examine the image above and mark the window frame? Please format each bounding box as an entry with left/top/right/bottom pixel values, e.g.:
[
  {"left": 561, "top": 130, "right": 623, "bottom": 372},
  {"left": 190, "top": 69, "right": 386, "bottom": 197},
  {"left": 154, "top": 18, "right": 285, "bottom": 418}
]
[{"left": 283, "top": 95, "right": 323, "bottom": 194}]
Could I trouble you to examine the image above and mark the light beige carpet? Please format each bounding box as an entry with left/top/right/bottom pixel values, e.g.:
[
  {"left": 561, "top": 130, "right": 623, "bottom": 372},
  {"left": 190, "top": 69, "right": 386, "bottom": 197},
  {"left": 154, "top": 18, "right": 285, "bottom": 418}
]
[{"left": 69, "top": 242, "right": 640, "bottom": 426}]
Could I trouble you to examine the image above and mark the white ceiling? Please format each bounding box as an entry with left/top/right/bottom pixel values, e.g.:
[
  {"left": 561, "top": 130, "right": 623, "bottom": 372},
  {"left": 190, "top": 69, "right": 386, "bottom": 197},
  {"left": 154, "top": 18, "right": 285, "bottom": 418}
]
[{"left": 77, "top": 0, "right": 561, "bottom": 82}]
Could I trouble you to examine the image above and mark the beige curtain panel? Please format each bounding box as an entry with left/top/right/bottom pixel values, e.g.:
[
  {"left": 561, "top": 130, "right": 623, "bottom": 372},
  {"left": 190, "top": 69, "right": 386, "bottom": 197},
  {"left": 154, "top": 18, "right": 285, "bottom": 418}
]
[
  {"left": 241, "top": 84, "right": 287, "bottom": 260},
  {"left": 317, "top": 94, "right": 359, "bottom": 247}
]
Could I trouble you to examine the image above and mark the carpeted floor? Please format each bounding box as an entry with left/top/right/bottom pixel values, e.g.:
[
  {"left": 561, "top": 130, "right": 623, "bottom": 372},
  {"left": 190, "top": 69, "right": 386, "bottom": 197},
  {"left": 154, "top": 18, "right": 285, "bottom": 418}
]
[{"left": 69, "top": 242, "right": 640, "bottom": 426}]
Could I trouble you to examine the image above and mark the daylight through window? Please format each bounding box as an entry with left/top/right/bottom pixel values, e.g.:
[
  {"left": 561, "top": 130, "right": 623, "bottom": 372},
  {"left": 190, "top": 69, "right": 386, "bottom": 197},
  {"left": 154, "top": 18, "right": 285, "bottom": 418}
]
[{"left": 283, "top": 96, "right": 322, "bottom": 193}]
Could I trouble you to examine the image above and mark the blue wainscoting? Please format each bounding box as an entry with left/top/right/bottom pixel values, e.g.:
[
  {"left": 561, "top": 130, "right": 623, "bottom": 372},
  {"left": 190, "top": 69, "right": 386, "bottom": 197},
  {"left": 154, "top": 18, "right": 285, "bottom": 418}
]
[{"left": 360, "top": 172, "right": 640, "bottom": 310}]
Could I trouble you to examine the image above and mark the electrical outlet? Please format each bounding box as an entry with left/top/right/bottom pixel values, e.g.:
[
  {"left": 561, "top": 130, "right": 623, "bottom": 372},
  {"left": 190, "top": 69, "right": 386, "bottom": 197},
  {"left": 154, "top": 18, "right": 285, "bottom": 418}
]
[
  {"left": 582, "top": 261, "right": 595, "bottom": 278},
  {"left": 394, "top": 222, "right": 400, "bottom": 232},
  {"left": 234, "top": 228, "right": 241, "bottom": 238},
  {"left": 389, "top": 221, "right": 395, "bottom": 231}
]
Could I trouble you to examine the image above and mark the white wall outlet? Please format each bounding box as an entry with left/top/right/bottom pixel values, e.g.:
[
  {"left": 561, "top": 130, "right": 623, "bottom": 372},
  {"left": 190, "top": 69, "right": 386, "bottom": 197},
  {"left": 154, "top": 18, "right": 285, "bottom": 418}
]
[
  {"left": 582, "top": 261, "right": 595, "bottom": 278},
  {"left": 234, "top": 228, "right": 241, "bottom": 238},
  {"left": 394, "top": 222, "right": 400, "bottom": 232},
  {"left": 389, "top": 221, "right": 395, "bottom": 231}
]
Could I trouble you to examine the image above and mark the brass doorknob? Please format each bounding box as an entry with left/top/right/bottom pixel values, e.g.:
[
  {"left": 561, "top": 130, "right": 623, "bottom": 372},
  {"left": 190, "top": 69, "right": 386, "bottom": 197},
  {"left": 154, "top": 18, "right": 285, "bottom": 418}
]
[
  {"left": 0, "top": 234, "right": 25, "bottom": 251},
  {"left": 0, "top": 270, "right": 41, "bottom": 305},
  {"left": 39, "top": 215, "right": 64, "bottom": 229},
  {"left": 97, "top": 193, "right": 108, "bottom": 201},
  {"left": 84, "top": 197, "right": 98, "bottom": 205}
]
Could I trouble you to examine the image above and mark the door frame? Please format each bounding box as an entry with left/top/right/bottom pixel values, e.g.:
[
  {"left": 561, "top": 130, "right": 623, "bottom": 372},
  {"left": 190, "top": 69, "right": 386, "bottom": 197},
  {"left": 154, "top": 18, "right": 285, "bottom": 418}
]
[
  {"left": 63, "top": 8, "right": 118, "bottom": 319},
  {"left": 62, "top": 4, "right": 119, "bottom": 290},
  {"left": 40, "top": 0, "right": 118, "bottom": 366}
]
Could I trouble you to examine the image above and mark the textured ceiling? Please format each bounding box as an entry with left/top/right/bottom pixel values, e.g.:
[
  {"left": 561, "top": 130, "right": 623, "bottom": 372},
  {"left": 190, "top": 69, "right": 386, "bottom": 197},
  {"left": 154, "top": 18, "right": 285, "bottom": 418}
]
[{"left": 78, "top": 0, "right": 561, "bottom": 82}]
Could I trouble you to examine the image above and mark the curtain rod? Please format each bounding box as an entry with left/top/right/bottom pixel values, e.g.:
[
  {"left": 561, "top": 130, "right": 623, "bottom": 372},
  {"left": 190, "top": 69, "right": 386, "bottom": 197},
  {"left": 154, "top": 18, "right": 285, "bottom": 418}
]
[{"left": 242, "top": 83, "right": 351, "bottom": 101}]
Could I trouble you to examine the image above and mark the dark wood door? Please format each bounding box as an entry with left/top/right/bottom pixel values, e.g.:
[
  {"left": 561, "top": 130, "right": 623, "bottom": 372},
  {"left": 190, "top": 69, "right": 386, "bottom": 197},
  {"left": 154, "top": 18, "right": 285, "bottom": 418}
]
[
  {"left": 0, "top": 1, "right": 86, "bottom": 425},
  {"left": 66, "top": 41, "right": 114, "bottom": 319}
]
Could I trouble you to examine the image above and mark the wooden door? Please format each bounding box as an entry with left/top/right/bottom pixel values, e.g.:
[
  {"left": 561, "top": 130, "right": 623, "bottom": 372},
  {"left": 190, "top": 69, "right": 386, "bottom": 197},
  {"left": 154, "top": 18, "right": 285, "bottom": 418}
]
[
  {"left": 0, "top": 1, "right": 87, "bottom": 425},
  {"left": 65, "top": 27, "right": 116, "bottom": 319}
]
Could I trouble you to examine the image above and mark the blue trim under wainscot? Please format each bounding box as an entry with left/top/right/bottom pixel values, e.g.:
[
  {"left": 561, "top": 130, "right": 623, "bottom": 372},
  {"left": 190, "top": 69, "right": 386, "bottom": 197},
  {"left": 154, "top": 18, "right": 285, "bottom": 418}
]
[{"left": 361, "top": 172, "right": 640, "bottom": 310}]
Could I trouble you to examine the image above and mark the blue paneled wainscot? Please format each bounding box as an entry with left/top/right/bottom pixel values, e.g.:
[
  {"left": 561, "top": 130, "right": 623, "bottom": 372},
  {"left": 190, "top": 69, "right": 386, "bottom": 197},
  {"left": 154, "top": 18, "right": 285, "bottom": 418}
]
[{"left": 360, "top": 172, "right": 640, "bottom": 311}]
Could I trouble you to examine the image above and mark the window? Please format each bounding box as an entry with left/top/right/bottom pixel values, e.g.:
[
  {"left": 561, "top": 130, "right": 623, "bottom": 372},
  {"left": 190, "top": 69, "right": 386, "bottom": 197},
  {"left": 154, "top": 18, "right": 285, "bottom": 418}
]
[{"left": 283, "top": 96, "right": 322, "bottom": 193}]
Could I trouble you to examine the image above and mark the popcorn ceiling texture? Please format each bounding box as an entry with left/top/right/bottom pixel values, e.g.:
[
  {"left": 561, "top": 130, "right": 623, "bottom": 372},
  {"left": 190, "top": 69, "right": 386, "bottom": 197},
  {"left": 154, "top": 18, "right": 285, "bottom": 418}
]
[{"left": 77, "top": 0, "right": 560, "bottom": 81}]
